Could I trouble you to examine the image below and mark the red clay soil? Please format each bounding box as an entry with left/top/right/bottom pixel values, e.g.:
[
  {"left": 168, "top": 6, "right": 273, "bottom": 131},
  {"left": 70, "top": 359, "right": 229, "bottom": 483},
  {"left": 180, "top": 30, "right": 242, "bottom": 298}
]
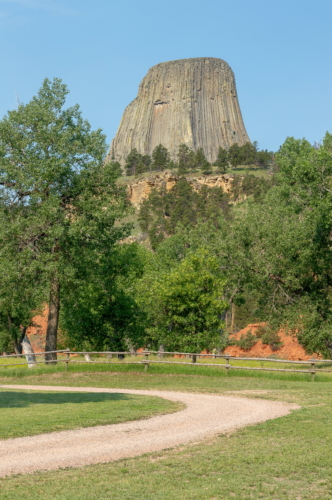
[
  {"left": 26, "top": 307, "right": 48, "bottom": 353},
  {"left": 225, "top": 323, "right": 319, "bottom": 361}
]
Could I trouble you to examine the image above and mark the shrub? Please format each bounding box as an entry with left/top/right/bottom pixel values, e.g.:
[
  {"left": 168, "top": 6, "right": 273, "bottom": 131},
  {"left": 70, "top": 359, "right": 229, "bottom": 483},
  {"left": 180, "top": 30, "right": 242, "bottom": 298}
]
[{"left": 236, "top": 330, "right": 258, "bottom": 351}]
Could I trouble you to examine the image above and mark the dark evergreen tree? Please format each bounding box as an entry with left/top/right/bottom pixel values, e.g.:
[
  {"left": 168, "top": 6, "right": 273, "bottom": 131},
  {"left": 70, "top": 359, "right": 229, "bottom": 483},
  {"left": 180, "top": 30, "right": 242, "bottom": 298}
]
[
  {"left": 135, "top": 160, "right": 146, "bottom": 176},
  {"left": 228, "top": 143, "right": 241, "bottom": 167},
  {"left": 142, "top": 154, "right": 152, "bottom": 170},
  {"left": 152, "top": 144, "right": 170, "bottom": 171},
  {"left": 194, "top": 147, "right": 212, "bottom": 175},
  {"left": 125, "top": 148, "right": 142, "bottom": 176},
  {"left": 215, "top": 146, "right": 228, "bottom": 173},
  {"left": 241, "top": 142, "right": 256, "bottom": 165},
  {"left": 108, "top": 161, "right": 123, "bottom": 177},
  {"left": 177, "top": 143, "right": 194, "bottom": 174}
]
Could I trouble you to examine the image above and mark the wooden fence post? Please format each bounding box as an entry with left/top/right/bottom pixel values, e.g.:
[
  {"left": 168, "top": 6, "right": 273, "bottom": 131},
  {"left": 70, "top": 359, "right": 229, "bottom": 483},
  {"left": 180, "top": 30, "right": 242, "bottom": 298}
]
[
  {"left": 311, "top": 360, "right": 316, "bottom": 381},
  {"left": 225, "top": 356, "right": 230, "bottom": 375},
  {"left": 192, "top": 354, "right": 197, "bottom": 363},
  {"left": 65, "top": 349, "right": 70, "bottom": 371}
]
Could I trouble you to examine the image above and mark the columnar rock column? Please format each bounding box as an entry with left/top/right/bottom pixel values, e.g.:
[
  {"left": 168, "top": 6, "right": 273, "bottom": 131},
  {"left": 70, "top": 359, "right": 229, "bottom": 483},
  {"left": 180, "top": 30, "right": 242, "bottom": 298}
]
[{"left": 107, "top": 57, "right": 250, "bottom": 165}]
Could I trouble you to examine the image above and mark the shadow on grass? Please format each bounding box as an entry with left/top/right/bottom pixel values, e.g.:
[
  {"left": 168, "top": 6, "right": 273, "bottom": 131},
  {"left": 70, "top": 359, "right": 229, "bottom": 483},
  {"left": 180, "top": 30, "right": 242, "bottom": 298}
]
[{"left": 0, "top": 391, "right": 130, "bottom": 409}]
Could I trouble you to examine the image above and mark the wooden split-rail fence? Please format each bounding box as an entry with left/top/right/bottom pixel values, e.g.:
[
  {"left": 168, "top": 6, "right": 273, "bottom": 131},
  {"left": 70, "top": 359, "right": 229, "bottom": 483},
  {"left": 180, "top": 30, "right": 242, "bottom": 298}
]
[{"left": 1, "top": 349, "right": 332, "bottom": 380}]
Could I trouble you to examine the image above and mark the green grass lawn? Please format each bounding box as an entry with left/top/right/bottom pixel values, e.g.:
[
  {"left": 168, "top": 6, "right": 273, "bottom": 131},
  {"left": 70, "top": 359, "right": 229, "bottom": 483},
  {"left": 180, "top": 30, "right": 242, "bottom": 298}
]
[
  {"left": 0, "top": 388, "right": 181, "bottom": 439},
  {"left": 1, "top": 366, "right": 332, "bottom": 499}
]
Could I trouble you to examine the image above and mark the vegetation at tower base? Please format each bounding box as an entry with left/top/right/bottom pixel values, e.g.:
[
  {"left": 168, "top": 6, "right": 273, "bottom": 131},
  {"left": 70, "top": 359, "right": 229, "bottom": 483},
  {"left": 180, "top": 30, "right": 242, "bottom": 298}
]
[
  {"left": 0, "top": 78, "right": 132, "bottom": 359},
  {"left": 138, "top": 178, "right": 230, "bottom": 250},
  {"left": 123, "top": 141, "right": 273, "bottom": 178}
]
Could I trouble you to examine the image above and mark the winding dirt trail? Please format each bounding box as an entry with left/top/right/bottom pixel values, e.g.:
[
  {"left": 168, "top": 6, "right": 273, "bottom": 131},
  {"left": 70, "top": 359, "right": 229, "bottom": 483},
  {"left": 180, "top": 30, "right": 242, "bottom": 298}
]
[{"left": 0, "top": 385, "right": 299, "bottom": 477}]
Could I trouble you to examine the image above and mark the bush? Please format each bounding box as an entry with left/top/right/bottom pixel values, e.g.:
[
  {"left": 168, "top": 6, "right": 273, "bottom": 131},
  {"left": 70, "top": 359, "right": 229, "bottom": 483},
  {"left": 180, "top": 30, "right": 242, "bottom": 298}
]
[
  {"left": 234, "top": 330, "right": 258, "bottom": 351},
  {"left": 261, "top": 329, "right": 283, "bottom": 351}
]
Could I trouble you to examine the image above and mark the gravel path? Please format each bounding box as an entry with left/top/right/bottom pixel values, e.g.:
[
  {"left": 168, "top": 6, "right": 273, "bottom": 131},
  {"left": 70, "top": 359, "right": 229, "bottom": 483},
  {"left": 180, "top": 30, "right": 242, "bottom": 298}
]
[{"left": 0, "top": 384, "right": 299, "bottom": 477}]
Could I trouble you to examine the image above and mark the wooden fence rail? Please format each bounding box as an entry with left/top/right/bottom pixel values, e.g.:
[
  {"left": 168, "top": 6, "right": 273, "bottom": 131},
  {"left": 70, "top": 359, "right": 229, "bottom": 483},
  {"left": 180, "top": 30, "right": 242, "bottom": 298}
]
[{"left": 1, "top": 349, "right": 332, "bottom": 380}]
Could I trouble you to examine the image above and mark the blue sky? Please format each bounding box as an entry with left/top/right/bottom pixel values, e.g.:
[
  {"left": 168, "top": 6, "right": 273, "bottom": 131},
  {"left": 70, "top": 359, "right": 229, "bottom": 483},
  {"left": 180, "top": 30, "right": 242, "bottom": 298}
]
[{"left": 0, "top": 0, "right": 331, "bottom": 152}]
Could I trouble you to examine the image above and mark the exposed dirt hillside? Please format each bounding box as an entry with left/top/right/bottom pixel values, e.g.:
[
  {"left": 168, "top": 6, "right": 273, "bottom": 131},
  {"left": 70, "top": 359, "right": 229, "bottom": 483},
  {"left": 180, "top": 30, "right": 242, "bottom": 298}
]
[
  {"left": 26, "top": 307, "right": 48, "bottom": 353},
  {"left": 226, "top": 323, "right": 319, "bottom": 361}
]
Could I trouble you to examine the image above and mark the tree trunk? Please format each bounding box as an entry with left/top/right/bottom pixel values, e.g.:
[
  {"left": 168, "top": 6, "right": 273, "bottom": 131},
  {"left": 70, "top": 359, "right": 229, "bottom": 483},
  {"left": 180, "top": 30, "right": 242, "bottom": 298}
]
[
  {"left": 231, "top": 302, "right": 235, "bottom": 332},
  {"left": 45, "top": 275, "right": 60, "bottom": 364},
  {"left": 21, "top": 334, "right": 37, "bottom": 368},
  {"left": 14, "top": 326, "right": 27, "bottom": 355}
]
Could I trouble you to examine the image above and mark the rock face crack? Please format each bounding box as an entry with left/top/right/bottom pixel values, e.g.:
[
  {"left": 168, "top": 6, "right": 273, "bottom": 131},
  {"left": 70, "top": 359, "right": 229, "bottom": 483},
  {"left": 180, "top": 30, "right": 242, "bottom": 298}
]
[{"left": 107, "top": 57, "right": 250, "bottom": 165}]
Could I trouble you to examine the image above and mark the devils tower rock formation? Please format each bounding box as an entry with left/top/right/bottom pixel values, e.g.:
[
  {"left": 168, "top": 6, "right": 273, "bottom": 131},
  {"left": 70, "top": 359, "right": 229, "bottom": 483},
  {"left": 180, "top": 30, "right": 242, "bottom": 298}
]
[{"left": 107, "top": 57, "right": 250, "bottom": 165}]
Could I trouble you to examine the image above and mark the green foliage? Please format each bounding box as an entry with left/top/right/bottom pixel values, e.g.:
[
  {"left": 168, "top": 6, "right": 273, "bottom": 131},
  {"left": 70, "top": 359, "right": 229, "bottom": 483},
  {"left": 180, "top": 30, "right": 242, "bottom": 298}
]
[
  {"left": 231, "top": 174, "right": 272, "bottom": 201},
  {"left": 108, "top": 161, "right": 122, "bottom": 177},
  {"left": 125, "top": 148, "right": 142, "bottom": 176},
  {"left": 215, "top": 146, "right": 228, "bottom": 173},
  {"left": 261, "top": 329, "right": 282, "bottom": 350},
  {"left": 138, "top": 178, "right": 229, "bottom": 250},
  {"left": 60, "top": 244, "right": 147, "bottom": 351},
  {"left": 152, "top": 144, "right": 170, "bottom": 171},
  {"left": 136, "top": 249, "right": 228, "bottom": 352},
  {"left": 177, "top": 143, "right": 195, "bottom": 174},
  {"left": 0, "top": 78, "right": 131, "bottom": 352},
  {"left": 234, "top": 330, "right": 258, "bottom": 350},
  {"left": 226, "top": 142, "right": 274, "bottom": 169},
  {"left": 220, "top": 132, "right": 332, "bottom": 356},
  {"left": 194, "top": 147, "right": 212, "bottom": 175},
  {"left": 228, "top": 142, "right": 242, "bottom": 167}
]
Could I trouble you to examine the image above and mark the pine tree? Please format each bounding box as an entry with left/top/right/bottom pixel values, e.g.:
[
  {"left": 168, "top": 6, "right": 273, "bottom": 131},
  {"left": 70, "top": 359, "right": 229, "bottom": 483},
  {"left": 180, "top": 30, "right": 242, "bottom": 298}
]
[
  {"left": 135, "top": 161, "right": 146, "bottom": 176},
  {"left": 195, "top": 147, "right": 212, "bottom": 175},
  {"left": 177, "top": 144, "right": 194, "bottom": 175},
  {"left": 228, "top": 143, "right": 241, "bottom": 168},
  {"left": 125, "top": 148, "right": 142, "bottom": 176},
  {"left": 215, "top": 146, "right": 228, "bottom": 174},
  {"left": 152, "top": 144, "right": 170, "bottom": 171}
]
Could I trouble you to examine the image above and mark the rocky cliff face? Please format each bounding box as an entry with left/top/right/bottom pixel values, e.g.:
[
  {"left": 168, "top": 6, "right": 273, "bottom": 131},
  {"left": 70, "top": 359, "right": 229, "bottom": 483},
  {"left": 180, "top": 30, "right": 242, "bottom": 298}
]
[
  {"left": 127, "top": 170, "right": 236, "bottom": 208},
  {"left": 107, "top": 57, "right": 250, "bottom": 165}
]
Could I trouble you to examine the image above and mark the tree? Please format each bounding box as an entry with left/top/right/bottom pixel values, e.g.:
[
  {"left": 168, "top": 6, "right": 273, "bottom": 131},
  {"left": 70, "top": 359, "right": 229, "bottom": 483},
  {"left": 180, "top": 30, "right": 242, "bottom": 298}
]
[
  {"left": 177, "top": 144, "right": 194, "bottom": 174},
  {"left": 135, "top": 160, "right": 146, "bottom": 176},
  {"left": 241, "top": 142, "right": 256, "bottom": 165},
  {"left": 194, "top": 147, "right": 212, "bottom": 175},
  {"left": 108, "top": 161, "right": 122, "bottom": 177},
  {"left": 0, "top": 257, "right": 45, "bottom": 355},
  {"left": 152, "top": 144, "right": 170, "bottom": 171},
  {"left": 215, "top": 146, "right": 228, "bottom": 173},
  {"left": 60, "top": 243, "right": 147, "bottom": 351},
  {"left": 137, "top": 249, "right": 228, "bottom": 352},
  {"left": 217, "top": 133, "right": 332, "bottom": 356},
  {"left": 0, "top": 78, "right": 131, "bottom": 362},
  {"left": 125, "top": 148, "right": 142, "bottom": 176},
  {"left": 228, "top": 143, "right": 241, "bottom": 167}
]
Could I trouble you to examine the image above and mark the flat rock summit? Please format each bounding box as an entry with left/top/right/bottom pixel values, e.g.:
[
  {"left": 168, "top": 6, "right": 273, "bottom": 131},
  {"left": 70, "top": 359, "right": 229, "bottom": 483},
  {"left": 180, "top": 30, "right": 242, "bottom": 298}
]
[{"left": 107, "top": 57, "right": 250, "bottom": 164}]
